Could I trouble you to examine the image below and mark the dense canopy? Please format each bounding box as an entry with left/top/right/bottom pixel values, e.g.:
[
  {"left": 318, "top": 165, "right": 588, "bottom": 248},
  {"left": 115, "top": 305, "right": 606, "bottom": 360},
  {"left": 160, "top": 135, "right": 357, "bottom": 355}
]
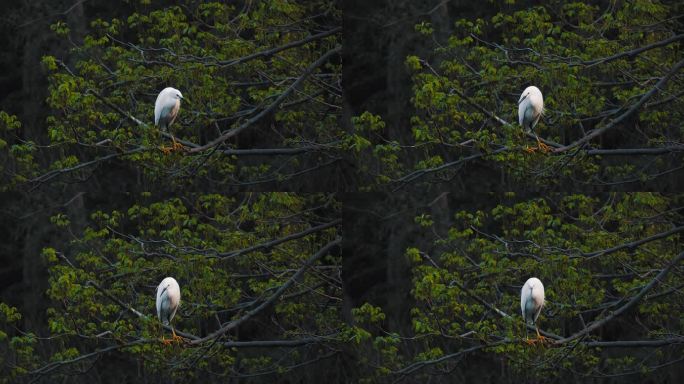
[
  {"left": 347, "top": 0, "right": 683, "bottom": 190},
  {"left": 0, "top": 0, "right": 682, "bottom": 383}
]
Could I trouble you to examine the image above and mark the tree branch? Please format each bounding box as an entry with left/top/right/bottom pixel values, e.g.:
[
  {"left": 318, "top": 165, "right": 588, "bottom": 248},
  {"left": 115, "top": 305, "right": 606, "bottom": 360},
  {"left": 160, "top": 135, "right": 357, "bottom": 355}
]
[
  {"left": 189, "top": 238, "right": 341, "bottom": 344},
  {"left": 213, "top": 219, "right": 340, "bottom": 259},
  {"left": 391, "top": 147, "right": 509, "bottom": 191},
  {"left": 29, "top": 339, "right": 146, "bottom": 379},
  {"left": 581, "top": 34, "right": 684, "bottom": 67},
  {"left": 217, "top": 28, "right": 341, "bottom": 67},
  {"left": 390, "top": 335, "right": 684, "bottom": 381},
  {"left": 87, "top": 279, "right": 337, "bottom": 349},
  {"left": 188, "top": 46, "right": 341, "bottom": 153},
  {"left": 29, "top": 147, "right": 146, "bottom": 190},
  {"left": 583, "top": 337, "right": 684, "bottom": 348},
  {"left": 221, "top": 336, "right": 336, "bottom": 348},
  {"left": 220, "top": 143, "right": 336, "bottom": 156},
  {"left": 554, "top": 58, "right": 684, "bottom": 153},
  {"left": 448, "top": 279, "right": 562, "bottom": 340},
  {"left": 585, "top": 146, "right": 684, "bottom": 156},
  {"left": 555, "top": 251, "right": 684, "bottom": 345},
  {"left": 391, "top": 340, "right": 512, "bottom": 380},
  {"left": 578, "top": 226, "right": 684, "bottom": 259}
]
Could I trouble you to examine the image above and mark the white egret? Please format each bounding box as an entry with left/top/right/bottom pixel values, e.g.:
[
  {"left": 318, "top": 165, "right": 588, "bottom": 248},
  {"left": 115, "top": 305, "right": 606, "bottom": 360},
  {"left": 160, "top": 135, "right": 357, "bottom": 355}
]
[
  {"left": 518, "top": 86, "right": 549, "bottom": 152},
  {"left": 155, "top": 276, "right": 183, "bottom": 344},
  {"left": 520, "top": 277, "right": 545, "bottom": 343},
  {"left": 154, "top": 87, "right": 184, "bottom": 153}
]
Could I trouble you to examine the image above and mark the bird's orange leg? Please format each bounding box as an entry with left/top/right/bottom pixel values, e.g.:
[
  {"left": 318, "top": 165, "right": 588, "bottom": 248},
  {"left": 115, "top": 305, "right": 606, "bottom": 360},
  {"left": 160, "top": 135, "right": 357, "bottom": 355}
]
[
  {"left": 171, "top": 136, "right": 183, "bottom": 152},
  {"left": 160, "top": 144, "right": 173, "bottom": 155},
  {"left": 161, "top": 328, "right": 173, "bottom": 345},
  {"left": 523, "top": 326, "right": 547, "bottom": 345},
  {"left": 160, "top": 135, "right": 185, "bottom": 154},
  {"left": 522, "top": 133, "right": 537, "bottom": 153},
  {"left": 523, "top": 137, "right": 551, "bottom": 153},
  {"left": 160, "top": 327, "right": 185, "bottom": 345},
  {"left": 536, "top": 136, "right": 552, "bottom": 153},
  {"left": 523, "top": 326, "right": 535, "bottom": 344},
  {"left": 171, "top": 327, "right": 186, "bottom": 344},
  {"left": 170, "top": 135, "right": 186, "bottom": 152},
  {"left": 535, "top": 326, "right": 548, "bottom": 343}
]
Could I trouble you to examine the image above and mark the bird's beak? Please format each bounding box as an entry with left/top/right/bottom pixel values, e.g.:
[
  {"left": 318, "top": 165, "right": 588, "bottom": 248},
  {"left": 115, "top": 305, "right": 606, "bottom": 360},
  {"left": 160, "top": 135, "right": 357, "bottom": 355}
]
[{"left": 518, "top": 94, "right": 527, "bottom": 105}]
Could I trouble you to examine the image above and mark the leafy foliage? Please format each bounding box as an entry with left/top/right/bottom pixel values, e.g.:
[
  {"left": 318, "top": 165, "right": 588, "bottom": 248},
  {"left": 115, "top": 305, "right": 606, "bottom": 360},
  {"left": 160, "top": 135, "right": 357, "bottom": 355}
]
[
  {"left": 0, "top": 1, "right": 342, "bottom": 190},
  {"left": 352, "top": 1, "right": 683, "bottom": 189},
  {"left": 1, "top": 193, "right": 342, "bottom": 381},
  {"left": 352, "top": 193, "right": 684, "bottom": 382}
]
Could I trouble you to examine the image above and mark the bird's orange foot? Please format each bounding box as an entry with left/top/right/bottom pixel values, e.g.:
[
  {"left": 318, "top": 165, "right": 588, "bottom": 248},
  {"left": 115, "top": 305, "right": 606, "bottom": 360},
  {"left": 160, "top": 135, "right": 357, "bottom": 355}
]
[
  {"left": 160, "top": 145, "right": 174, "bottom": 155},
  {"left": 172, "top": 334, "right": 186, "bottom": 344},
  {"left": 524, "top": 146, "right": 537, "bottom": 153},
  {"left": 171, "top": 328, "right": 187, "bottom": 344},
  {"left": 524, "top": 336, "right": 548, "bottom": 345},
  {"left": 161, "top": 336, "right": 173, "bottom": 345},
  {"left": 537, "top": 141, "right": 552, "bottom": 153},
  {"left": 172, "top": 141, "right": 186, "bottom": 152}
]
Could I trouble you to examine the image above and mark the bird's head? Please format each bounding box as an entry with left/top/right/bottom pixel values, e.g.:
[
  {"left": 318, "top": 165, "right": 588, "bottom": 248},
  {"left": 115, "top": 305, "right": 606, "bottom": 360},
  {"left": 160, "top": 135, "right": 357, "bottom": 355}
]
[
  {"left": 175, "top": 90, "right": 189, "bottom": 105},
  {"left": 518, "top": 86, "right": 542, "bottom": 105},
  {"left": 161, "top": 87, "right": 184, "bottom": 101}
]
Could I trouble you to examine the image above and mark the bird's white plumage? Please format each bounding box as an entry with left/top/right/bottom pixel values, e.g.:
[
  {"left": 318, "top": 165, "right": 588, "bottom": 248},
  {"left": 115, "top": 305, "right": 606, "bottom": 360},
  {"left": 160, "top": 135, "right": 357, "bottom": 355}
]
[
  {"left": 154, "top": 87, "right": 183, "bottom": 130},
  {"left": 156, "top": 277, "right": 181, "bottom": 326},
  {"left": 520, "top": 277, "right": 544, "bottom": 326},
  {"left": 518, "top": 86, "right": 544, "bottom": 132}
]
